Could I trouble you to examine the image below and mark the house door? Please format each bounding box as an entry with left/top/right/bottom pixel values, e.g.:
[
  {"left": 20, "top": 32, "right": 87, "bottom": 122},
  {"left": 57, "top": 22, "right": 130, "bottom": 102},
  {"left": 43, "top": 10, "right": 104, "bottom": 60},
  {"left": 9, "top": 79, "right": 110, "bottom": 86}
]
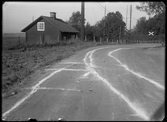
[
  {"left": 42, "top": 34, "right": 45, "bottom": 44},
  {"left": 40, "top": 34, "right": 45, "bottom": 44}
]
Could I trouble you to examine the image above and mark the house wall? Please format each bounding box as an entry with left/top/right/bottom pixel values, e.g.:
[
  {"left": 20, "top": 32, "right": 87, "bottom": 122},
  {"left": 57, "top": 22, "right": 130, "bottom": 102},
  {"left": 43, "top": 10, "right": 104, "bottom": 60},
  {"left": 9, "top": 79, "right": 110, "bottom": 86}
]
[{"left": 26, "top": 18, "right": 61, "bottom": 44}]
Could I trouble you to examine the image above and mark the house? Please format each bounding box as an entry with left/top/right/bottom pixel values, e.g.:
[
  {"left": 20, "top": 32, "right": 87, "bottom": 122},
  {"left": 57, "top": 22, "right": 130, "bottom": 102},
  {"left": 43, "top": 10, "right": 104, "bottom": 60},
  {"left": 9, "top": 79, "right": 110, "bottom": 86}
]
[{"left": 21, "top": 12, "right": 79, "bottom": 44}]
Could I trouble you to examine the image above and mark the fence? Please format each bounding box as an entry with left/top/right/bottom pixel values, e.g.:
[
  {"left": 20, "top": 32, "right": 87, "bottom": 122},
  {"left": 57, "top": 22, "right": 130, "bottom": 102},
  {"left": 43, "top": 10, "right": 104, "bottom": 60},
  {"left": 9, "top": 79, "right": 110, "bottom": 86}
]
[
  {"left": 3, "top": 36, "right": 26, "bottom": 49},
  {"left": 85, "top": 34, "right": 165, "bottom": 44},
  {"left": 2, "top": 35, "right": 79, "bottom": 50},
  {"left": 121, "top": 34, "right": 165, "bottom": 44}
]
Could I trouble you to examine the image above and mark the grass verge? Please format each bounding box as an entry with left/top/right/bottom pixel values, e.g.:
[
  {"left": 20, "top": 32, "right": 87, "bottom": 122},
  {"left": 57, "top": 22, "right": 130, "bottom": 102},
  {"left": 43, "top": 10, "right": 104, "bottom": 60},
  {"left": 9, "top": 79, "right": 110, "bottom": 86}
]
[{"left": 2, "top": 39, "right": 113, "bottom": 99}]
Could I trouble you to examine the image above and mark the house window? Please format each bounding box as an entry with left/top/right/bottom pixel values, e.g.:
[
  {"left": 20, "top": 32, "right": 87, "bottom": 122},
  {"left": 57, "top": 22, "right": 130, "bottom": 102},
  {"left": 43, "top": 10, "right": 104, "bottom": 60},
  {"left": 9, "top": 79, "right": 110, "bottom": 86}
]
[{"left": 37, "top": 22, "right": 45, "bottom": 31}]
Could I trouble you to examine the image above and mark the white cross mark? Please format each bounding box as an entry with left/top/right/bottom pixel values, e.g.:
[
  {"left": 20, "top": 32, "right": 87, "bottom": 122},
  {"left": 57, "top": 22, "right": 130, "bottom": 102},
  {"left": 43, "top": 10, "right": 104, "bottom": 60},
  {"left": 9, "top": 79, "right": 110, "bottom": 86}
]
[{"left": 148, "top": 31, "right": 154, "bottom": 36}]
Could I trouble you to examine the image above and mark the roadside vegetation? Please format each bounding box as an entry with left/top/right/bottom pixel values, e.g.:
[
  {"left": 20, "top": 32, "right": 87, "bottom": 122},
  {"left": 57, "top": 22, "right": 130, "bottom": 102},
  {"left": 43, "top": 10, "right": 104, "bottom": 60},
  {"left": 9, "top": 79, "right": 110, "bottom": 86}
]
[
  {"left": 2, "top": 38, "right": 114, "bottom": 99},
  {"left": 66, "top": 2, "right": 165, "bottom": 43}
]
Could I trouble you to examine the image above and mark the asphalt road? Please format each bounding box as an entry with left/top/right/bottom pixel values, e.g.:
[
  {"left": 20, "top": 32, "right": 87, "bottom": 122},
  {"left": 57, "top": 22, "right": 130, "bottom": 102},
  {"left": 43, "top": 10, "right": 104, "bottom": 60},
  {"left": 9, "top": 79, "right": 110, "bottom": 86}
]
[{"left": 2, "top": 44, "right": 165, "bottom": 121}]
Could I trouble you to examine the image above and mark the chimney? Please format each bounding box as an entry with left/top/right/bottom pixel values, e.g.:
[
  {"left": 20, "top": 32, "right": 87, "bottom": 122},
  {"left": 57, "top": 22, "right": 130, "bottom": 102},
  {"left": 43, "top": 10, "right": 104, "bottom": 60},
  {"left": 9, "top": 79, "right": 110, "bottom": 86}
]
[{"left": 50, "top": 12, "right": 56, "bottom": 19}]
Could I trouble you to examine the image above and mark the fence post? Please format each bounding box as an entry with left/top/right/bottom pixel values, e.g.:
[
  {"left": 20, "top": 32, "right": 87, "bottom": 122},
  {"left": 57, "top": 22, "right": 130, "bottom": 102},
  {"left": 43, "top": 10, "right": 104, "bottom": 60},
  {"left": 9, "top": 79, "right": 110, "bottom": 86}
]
[
  {"left": 93, "top": 36, "right": 96, "bottom": 42},
  {"left": 63, "top": 37, "right": 66, "bottom": 41},
  {"left": 18, "top": 36, "right": 20, "bottom": 45},
  {"left": 85, "top": 35, "right": 87, "bottom": 41},
  {"left": 100, "top": 37, "right": 102, "bottom": 44},
  {"left": 40, "top": 36, "right": 42, "bottom": 45},
  {"left": 57, "top": 35, "right": 59, "bottom": 43},
  {"left": 76, "top": 35, "right": 78, "bottom": 40}
]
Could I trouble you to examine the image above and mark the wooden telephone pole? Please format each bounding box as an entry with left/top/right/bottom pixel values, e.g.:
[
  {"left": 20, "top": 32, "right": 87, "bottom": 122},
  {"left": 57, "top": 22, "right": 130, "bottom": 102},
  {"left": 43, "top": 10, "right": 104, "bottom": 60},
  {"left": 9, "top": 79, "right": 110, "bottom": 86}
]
[
  {"left": 81, "top": 2, "right": 85, "bottom": 41},
  {"left": 103, "top": 6, "right": 106, "bottom": 42},
  {"left": 126, "top": 5, "right": 128, "bottom": 29},
  {"left": 129, "top": 4, "right": 132, "bottom": 31},
  {"left": 32, "top": 16, "right": 34, "bottom": 22},
  {"left": 119, "top": 26, "right": 121, "bottom": 44}
]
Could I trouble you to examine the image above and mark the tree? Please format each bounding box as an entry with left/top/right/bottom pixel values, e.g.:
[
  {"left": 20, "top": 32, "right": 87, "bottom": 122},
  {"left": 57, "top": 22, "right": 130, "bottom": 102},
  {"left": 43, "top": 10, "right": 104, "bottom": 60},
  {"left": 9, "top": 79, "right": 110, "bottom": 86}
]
[
  {"left": 134, "top": 2, "right": 165, "bottom": 36},
  {"left": 133, "top": 12, "right": 165, "bottom": 35},
  {"left": 136, "top": 2, "right": 165, "bottom": 16},
  {"left": 105, "top": 11, "right": 126, "bottom": 41},
  {"left": 85, "top": 22, "right": 94, "bottom": 41},
  {"left": 153, "top": 13, "right": 165, "bottom": 34},
  {"left": 67, "top": 11, "right": 86, "bottom": 33},
  {"left": 67, "top": 11, "right": 81, "bottom": 31},
  {"left": 92, "top": 11, "right": 125, "bottom": 42},
  {"left": 133, "top": 17, "right": 147, "bottom": 34},
  {"left": 95, "top": 18, "right": 105, "bottom": 37}
]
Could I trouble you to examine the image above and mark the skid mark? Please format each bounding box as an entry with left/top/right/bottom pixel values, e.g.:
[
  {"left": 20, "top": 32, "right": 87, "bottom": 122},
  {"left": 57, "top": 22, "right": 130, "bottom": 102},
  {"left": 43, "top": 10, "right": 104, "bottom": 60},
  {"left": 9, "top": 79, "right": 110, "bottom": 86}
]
[
  {"left": 45, "top": 68, "right": 87, "bottom": 72},
  {"left": 2, "top": 66, "right": 69, "bottom": 120},
  {"left": 26, "top": 87, "right": 81, "bottom": 92},
  {"left": 78, "top": 71, "right": 91, "bottom": 79},
  {"left": 83, "top": 47, "right": 150, "bottom": 121},
  {"left": 108, "top": 48, "right": 164, "bottom": 90},
  {"left": 60, "top": 61, "right": 84, "bottom": 64},
  {"left": 83, "top": 71, "right": 91, "bottom": 77}
]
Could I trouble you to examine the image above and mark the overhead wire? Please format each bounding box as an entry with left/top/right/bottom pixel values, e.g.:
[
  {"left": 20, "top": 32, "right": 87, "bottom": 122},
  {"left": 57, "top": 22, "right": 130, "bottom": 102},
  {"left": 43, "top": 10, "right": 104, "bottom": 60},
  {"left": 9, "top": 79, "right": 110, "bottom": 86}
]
[
  {"left": 65, "top": 2, "right": 138, "bottom": 28},
  {"left": 132, "top": 17, "right": 138, "bottom": 20},
  {"left": 97, "top": 2, "right": 106, "bottom": 11},
  {"left": 96, "top": 2, "right": 139, "bottom": 31},
  {"left": 64, "top": 2, "right": 76, "bottom": 21},
  {"left": 94, "top": 2, "right": 105, "bottom": 11},
  {"left": 90, "top": 3, "right": 97, "bottom": 24},
  {"left": 97, "top": 2, "right": 134, "bottom": 20},
  {"left": 97, "top": 2, "right": 109, "bottom": 13}
]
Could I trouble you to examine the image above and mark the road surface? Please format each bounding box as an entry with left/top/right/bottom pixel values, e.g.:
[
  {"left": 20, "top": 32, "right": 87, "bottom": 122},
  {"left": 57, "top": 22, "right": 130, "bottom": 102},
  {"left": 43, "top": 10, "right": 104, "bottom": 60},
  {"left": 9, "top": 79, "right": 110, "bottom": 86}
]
[{"left": 2, "top": 44, "right": 165, "bottom": 121}]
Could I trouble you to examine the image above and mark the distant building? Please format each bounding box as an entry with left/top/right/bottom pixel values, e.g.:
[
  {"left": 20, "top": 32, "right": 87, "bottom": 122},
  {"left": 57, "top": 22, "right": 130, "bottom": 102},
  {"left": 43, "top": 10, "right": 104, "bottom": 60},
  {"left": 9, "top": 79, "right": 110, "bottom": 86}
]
[{"left": 21, "top": 12, "right": 79, "bottom": 44}]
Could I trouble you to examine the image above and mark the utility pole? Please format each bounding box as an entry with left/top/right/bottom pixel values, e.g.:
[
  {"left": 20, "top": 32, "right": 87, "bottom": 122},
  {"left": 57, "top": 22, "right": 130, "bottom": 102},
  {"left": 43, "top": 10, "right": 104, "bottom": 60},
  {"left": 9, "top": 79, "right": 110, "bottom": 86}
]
[
  {"left": 103, "top": 6, "right": 106, "bottom": 41},
  {"left": 126, "top": 5, "right": 128, "bottom": 29},
  {"left": 104, "top": 6, "right": 106, "bottom": 17},
  {"left": 32, "top": 16, "right": 34, "bottom": 22},
  {"left": 81, "top": 2, "right": 85, "bottom": 41},
  {"left": 129, "top": 4, "right": 132, "bottom": 31},
  {"left": 119, "top": 26, "right": 121, "bottom": 44}
]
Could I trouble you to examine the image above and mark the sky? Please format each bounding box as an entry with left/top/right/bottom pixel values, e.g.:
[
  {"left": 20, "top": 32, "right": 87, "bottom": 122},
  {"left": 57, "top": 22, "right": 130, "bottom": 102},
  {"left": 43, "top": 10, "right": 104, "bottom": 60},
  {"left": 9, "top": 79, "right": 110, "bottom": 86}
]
[{"left": 2, "top": 1, "right": 149, "bottom": 33}]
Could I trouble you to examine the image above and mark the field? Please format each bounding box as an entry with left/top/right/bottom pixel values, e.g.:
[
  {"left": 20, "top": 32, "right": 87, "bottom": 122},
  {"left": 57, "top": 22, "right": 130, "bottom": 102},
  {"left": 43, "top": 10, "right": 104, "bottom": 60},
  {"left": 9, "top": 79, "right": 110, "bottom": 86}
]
[{"left": 3, "top": 33, "right": 26, "bottom": 49}]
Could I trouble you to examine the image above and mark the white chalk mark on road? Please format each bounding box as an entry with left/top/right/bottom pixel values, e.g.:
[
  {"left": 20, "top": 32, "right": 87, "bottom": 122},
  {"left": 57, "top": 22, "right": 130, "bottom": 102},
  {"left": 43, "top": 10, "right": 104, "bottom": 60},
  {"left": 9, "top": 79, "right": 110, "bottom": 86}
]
[
  {"left": 108, "top": 48, "right": 164, "bottom": 90},
  {"left": 45, "top": 68, "right": 87, "bottom": 72},
  {"left": 60, "top": 61, "right": 84, "bottom": 64},
  {"left": 26, "top": 87, "right": 81, "bottom": 92},
  {"left": 83, "top": 47, "right": 150, "bottom": 121},
  {"left": 2, "top": 66, "right": 68, "bottom": 120}
]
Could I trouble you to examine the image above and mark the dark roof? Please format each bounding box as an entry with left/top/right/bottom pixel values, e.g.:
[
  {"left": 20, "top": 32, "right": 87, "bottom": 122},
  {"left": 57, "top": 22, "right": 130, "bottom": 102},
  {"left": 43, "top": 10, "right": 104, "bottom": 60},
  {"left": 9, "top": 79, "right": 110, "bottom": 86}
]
[{"left": 21, "top": 16, "right": 79, "bottom": 33}]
